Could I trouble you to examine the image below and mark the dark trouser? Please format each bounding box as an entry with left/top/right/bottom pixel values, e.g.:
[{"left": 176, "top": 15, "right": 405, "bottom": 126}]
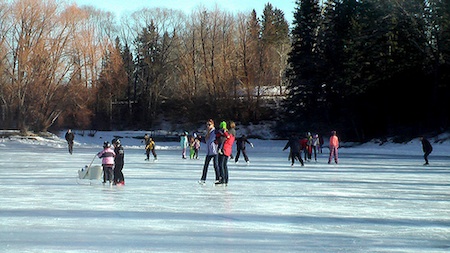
[
  {"left": 114, "top": 163, "right": 124, "bottom": 183},
  {"left": 68, "top": 142, "right": 73, "bottom": 154},
  {"left": 291, "top": 151, "right": 304, "bottom": 166},
  {"left": 146, "top": 149, "right": 157, "bottom": 159},
  {"left": 424, "top": 151, "right": 431, "bottom": 164},
  {"left": 218, "top": 154, "right": 229, "bottom": 183},
  {"left": 312, "top": 146, "right": 317, "bottom": 161},
  {"left": 201, "top": 155, "right": 220, "bottom": 181},
  {"left": 235, "top": 148, "right": 249, "bottom": 162},
  {"left": 194, "top": 148, "right": 199, "bottom": 159},
  {"left": 102, "top": 165, "right": 113, "bottom": 183}
]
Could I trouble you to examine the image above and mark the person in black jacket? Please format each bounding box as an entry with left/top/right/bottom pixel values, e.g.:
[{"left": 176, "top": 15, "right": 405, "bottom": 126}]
[
  {"left": 112, "top": 139, "right": 125, "bottom": 185},
  {"left": 420, "top": 137, "right": 433, "bottom": 165},
  {"left": 283, "top": 133, "right": 304, "bottom": 167},
  {"left": 65, "top": 129, "right": 74, "bottom": 154},
  {"left": 235, "top": 135, "right": 253, "bottom": 164}
]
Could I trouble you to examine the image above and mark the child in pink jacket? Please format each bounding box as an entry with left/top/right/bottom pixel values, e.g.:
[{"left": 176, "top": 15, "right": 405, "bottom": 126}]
[{"left": 97, "top": 141, "right": 115, "bottom": 184}]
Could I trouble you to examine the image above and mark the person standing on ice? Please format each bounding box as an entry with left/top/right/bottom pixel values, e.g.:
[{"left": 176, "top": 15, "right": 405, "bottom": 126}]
[
  {"left": 312, "top": 134, "right": 320, "bottom": 161},
  {"left": 97, "top": 141, "right": 115, "bottom": 184},
  {"left": 215, "top": 121, "right": 235, "bottom": 185},
  {"left": 180, "top": 131, "right": 189, "bottom": 159},
  {"left": 198, "top": 119, "right": 220, "bottom": 185},
  {"left": 283, "top": 133, "right": 304, "bottom": 167},
  {"left": 112, "top": 139, "right": 125, "bottom": 185},
  {"left": 420, "top": 136, "right": 433, "bottom": 165},
  {"left": 65, "top": 129, "right": 74, "bottom": 154},
  {"left": 328, "top": 130, "right": 339, "bottom": 164}
]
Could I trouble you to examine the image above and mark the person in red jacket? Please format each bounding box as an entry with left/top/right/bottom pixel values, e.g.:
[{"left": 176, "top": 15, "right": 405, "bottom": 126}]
[
  {"left": 328, "top": 130, "right": 339, "bottom": 164},
  {"left": 216, "top": 121, "right": 235, "bottom": 185}
]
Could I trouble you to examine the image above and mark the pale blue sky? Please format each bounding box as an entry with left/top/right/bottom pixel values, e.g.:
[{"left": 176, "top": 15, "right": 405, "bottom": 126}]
[{"left": 72, "top": 0, "right": 297, "bottom": 24}]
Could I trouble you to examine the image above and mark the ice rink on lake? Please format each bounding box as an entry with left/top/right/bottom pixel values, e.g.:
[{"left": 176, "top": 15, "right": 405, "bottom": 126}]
[{"left": 0, "top": 133, "right": 449, "bottom": 252}]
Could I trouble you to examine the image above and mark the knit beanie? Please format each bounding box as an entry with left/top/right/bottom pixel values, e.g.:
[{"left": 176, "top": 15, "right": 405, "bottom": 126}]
[{"left": 219, "top": 121, "right": 227, "bottom": 130}]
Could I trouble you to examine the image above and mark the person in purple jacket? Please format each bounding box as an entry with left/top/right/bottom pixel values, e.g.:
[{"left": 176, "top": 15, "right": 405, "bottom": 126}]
[
  {"left": 97, "top": 141, "right": 115, "bottom": 184},
  {"left": 198, "top": 119, "right": 220, "bottom": 185}
]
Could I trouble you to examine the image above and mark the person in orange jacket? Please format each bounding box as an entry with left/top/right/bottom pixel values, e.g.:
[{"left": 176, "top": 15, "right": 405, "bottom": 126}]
[{"left": 328, "top": 130, "right": 339, "bottom": 164}]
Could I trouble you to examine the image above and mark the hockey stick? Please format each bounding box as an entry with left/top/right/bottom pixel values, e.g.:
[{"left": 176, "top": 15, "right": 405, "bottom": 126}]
[{"left": 87, "top": 153, "right": 97, "bottom": 170}]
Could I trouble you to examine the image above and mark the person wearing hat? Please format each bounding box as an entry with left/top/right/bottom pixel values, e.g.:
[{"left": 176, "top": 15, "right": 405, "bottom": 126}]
[
  {"left": 113, "top": 139, "right": 125, "bottom": 185},
  {"left": 97, "top": 141, "right": 115, "bottom": 184},
  {"left": 215, "top": 121, "right": 234, "bottom": 185}
]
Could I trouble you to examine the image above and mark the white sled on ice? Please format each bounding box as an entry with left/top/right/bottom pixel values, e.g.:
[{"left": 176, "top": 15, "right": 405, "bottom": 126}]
[{"left": 77, "top": 165, "right": 103, "bottom": 185}]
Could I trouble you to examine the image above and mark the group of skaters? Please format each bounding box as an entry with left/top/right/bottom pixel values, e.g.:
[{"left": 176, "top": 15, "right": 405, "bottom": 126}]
[
  {"left": 67, "top": 125, "right": 434, "bottom": 187},
  {"left": 179, "top": 132, "right": 201, "bottom": 159},
  {"left": 283, "top": 130, "right": 338, "bottom": 166}
]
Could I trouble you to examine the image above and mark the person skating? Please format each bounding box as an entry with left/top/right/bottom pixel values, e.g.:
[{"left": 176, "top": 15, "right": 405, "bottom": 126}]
[
  {"left": 235, "top": 135, "right": 253, "bottom": 164},
  {"left": 198, "top": 119, "right": 220, "bottom": 185},
  {"left": 328, "top": 130, "right": 339, "bottom": 164},
  {"left": 283, "top": 133, "right": 304, "bottom": 167},
  {"left": 420, "top": 136, "right": 433, "bottom": 165},
  {"left": 228, "top": 121, "right": 236, "bottom": 160},
  {"left": 189, "top": 135, "right": 196, "bottom": 159},
  {"left": 144, "top": 134, "right": 157, "bottom": 161},
  {"left": 312, "top": 134, "right": 320, "bottom": 161},
  {"left": 97, "top": 141, "right": 115, "bottom": 184},
  {"left": 65, "top": 129, "right": 75, "bottom": 154},
  {"left": 112, "top": 139, "right": 125, "bottom": 185},
  {"left": 193, "top": 136, "right": 201, "bottom": 159}
]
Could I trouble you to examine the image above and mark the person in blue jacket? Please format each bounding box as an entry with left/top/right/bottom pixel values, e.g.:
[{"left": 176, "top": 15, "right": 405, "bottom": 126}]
[{"left": 198, "top": 119, "right": 220, "bottom": 185}]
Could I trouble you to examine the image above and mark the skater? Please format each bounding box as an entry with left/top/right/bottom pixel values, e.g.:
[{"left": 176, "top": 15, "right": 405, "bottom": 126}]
[
  {"left": 65, "top": 129, "right": 74, "bottom": 154},
  {"left": 112, "top": 139, "right": 125, "bottom": 185},
  {"left": 193, "top": 136, "right": 201, "bottom": 159},
  {"left": 235, "top": 134, "right": 253, "bottom": 164},
  {"left": 228, "top": 121, "right": 236, "bottom": 160},
  {"left": 312, "top": 134, "right": 320, "bottom": 161},
  {"left": 300, "top": 136, "right": 309, "bottom": 161},
  {"left": 283, "top": 133, "right": 304, "bottom": 166},
  {"left": 216, "top": 121, "right": 234, "bottom": 184},
  {"left": 319, "top": 134, "right": 324, "bottom": 153},
  {"left": 189, "top": 135, "right": 196, "bottom": 159},
  {"left": 328, "top": 130, "right": 339, "bottom": 164},
  {"left": 144, "top": 135, "right": 157, "bottom": 161},
  {"left": 420, "top": 136, "right": 433, "bottom": 165},
  {"left": 180, "top": 131, "right": 188, "bottom": 159},
  {"left": 198, "top": 119, "right": 220, "bottom": 185},
  {"left": 97, "top": 141, "right": 115, "bottom": 184},
  {"left": 306, "top": 132, "right": 313, "bottom": 160}
]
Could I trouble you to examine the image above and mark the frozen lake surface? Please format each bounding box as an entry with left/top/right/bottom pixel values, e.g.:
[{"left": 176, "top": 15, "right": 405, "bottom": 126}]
[{"left": 0, "top": 132, "right": 449, "bottom": 252}]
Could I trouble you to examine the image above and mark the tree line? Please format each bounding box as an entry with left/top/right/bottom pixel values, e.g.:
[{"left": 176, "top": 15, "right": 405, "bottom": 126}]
[
  {"left": 0, "top": 0, "right": 289, "bottom": 133},
  {"left": 1, "top": 0, "right": 449, "bottom": 141},
  {"left": 286, "top": 0, "right": 450, "bottom": 141}
]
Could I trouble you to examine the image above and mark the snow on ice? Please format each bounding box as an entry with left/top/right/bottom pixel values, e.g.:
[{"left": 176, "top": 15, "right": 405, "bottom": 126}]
[{"left": 0, "top": 130, "right": 449, "bottom": 252}]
